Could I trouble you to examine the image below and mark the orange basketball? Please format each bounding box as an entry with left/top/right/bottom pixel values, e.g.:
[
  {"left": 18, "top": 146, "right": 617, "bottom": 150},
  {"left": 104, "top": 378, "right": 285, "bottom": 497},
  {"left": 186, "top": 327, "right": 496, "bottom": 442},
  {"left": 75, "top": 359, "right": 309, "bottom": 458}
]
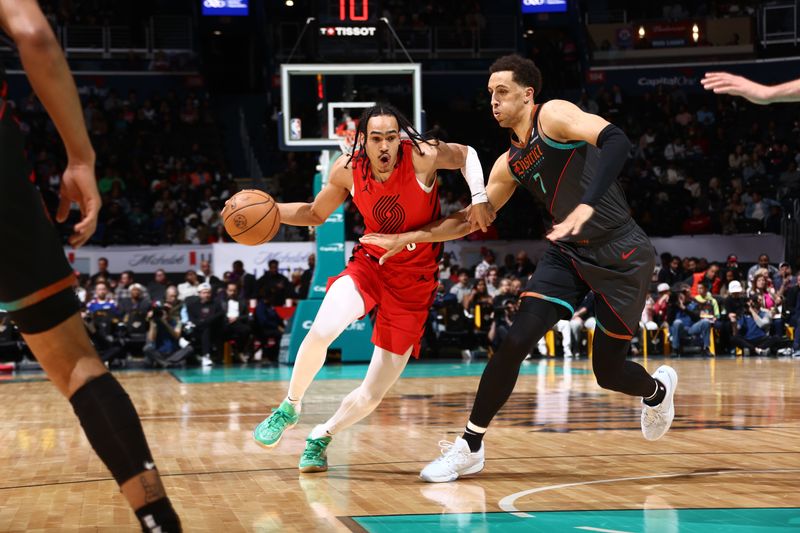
[{"left": 222, "top": 189, "right": 280, "bottom": 245}]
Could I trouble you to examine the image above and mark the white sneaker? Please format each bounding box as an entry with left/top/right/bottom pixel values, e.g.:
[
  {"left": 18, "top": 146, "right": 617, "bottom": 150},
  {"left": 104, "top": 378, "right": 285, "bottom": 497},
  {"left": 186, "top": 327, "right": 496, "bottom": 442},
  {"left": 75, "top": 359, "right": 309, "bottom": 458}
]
[
  {"left": 641, "top": 365, "right": 678, "bottom": 441},
  {"left": 419, "top": 436, "right": 485, "bottom": 483},
  {"left": 201, "top": 354, "right": 213, "bottom": 367}
]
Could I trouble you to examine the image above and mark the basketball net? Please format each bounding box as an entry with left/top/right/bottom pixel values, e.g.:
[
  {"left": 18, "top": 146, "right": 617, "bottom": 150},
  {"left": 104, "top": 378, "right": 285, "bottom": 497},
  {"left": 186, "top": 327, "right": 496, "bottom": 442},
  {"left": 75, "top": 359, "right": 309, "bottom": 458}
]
[{"left": 338, "top": 130, "right": 357, "bottom": 156}]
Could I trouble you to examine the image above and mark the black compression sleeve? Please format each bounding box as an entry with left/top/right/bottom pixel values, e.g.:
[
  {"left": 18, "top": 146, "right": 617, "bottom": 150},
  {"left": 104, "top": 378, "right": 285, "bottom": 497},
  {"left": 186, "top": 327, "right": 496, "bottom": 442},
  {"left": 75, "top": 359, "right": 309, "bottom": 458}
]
[{"left": 580, "top": 124, "right": 631, "bottom": 206}]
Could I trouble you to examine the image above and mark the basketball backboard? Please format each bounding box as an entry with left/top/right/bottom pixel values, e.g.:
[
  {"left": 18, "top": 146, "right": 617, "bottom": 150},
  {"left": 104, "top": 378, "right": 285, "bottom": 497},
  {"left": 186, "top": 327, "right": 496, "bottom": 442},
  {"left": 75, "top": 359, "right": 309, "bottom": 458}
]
[{"left": 278, "top": 63, "right": 423, "bottom": 151}]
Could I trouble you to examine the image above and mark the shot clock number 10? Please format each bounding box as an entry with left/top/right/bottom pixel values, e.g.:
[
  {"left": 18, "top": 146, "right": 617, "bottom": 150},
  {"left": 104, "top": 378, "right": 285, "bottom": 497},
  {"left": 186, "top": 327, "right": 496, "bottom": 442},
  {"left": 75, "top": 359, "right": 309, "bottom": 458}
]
[{"left": 340, "top": 0, "right": 369, "bottom": 21}]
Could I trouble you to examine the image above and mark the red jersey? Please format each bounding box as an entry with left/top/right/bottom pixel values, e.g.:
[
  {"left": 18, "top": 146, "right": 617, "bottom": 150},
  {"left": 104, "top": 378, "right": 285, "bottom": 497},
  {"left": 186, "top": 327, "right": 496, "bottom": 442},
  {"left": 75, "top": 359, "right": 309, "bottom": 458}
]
[{"left": 351, "top": 140, "right": 442, "bottom": 270}]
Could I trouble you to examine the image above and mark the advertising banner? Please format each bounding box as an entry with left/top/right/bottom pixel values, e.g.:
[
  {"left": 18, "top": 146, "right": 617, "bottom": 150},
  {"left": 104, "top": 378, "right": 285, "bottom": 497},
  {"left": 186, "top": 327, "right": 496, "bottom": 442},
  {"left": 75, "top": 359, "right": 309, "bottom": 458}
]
[
  {"left": 588, "top": 58, "right": 800, "bottom": 95},
  {"left": 70, "top": 234, "right": 784, "bottom": 277}
]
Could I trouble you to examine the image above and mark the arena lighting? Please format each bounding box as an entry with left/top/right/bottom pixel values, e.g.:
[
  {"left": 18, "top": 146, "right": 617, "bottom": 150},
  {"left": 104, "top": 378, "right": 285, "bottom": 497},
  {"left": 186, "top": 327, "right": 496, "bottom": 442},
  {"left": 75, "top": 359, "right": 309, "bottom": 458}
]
[
  {"left": 692, "top": 23, "right": 700, "bottom": 43},
  {"left": 285, "top": 0, "right": 294, "bottom": 6},
  {"left": 638, "top": 26, "right": 645, "bottom": 38},
  {"left": 213, "top": 30, "right": 222, "bottom": 35}
]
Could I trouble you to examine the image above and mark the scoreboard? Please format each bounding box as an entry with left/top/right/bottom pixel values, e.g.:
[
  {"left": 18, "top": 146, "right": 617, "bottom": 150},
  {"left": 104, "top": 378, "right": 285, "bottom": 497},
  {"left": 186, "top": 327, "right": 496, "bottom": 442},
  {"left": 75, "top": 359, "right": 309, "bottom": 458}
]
[
  {"left": 320, "top": 0, "right": 379, "bottom": 23},
  {"left": 316, "top": 0, "right": 381, "bottom": 48}
]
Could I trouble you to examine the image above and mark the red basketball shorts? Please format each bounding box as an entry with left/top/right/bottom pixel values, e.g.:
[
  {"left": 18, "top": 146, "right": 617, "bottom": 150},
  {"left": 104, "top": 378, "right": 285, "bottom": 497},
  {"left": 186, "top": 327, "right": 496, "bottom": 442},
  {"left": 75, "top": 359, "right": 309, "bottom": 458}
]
[{"left": 327, "top": 248, "right": 437, "bottom": 358}]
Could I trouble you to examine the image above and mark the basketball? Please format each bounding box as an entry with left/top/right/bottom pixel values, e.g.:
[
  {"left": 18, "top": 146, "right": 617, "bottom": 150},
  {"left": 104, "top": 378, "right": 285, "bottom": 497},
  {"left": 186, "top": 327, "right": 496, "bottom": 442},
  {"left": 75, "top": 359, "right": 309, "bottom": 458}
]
[{"left": 222, "top": 189, "right": 280, "bottom": 246}]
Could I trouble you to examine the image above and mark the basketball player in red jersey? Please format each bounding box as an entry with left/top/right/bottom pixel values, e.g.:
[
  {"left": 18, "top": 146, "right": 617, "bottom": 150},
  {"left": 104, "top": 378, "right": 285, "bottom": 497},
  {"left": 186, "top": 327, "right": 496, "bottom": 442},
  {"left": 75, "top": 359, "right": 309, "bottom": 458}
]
[
  {"left": 0, "top": 1, "right": 180, "bottom": 530},
  {"left": 363, "top": 55, "right": 678, "bottom": 482},
  {"left": 252, "top": 103, "right": 493, "bottom": 472}
]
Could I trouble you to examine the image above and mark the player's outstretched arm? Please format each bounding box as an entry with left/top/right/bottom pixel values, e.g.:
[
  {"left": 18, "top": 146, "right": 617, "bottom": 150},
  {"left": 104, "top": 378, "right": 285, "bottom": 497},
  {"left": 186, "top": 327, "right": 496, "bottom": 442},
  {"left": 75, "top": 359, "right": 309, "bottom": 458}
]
[
  {"left": 416, "top": 141, "right": 494, "bottom": 232},
  {"left": 360, "top": 153, "right": 516, "bottom": 264},
  {"left": 701, "top": 72, "right": 800, "bottom": 105},
  {"left": 276, "top": 155, "right": 351, "bottom": 227},
  {"left": 0, "top": 0, "right": 99, "bottom": 247},
  {"left": 539, "top": 99, "right": 631, "bottom": 241}
]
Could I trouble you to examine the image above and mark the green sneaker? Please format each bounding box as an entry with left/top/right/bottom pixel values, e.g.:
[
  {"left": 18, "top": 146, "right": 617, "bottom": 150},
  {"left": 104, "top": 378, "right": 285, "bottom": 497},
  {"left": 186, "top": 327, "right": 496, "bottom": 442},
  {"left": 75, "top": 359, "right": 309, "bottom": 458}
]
[
  {"left": 298, "top": 435, "right": 332, "bottom": 473},
  {"left": 253, "top": 400, "right": 299, "bottom": 448}
]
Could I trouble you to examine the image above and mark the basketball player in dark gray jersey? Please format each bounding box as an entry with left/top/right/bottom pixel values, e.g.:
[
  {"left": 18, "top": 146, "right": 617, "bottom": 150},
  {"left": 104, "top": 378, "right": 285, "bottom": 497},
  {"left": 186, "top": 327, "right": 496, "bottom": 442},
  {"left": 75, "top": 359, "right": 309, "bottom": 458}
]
[{"left": 362, "top": 54, "right": 679, "bottom": 483}]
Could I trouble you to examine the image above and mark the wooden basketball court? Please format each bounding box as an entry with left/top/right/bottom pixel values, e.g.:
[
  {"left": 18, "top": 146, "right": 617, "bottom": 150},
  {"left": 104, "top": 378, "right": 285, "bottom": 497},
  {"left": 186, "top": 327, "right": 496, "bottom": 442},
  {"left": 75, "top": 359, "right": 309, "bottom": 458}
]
[{"left": 2, "top": 356, "right": 798, "bottom": 531}]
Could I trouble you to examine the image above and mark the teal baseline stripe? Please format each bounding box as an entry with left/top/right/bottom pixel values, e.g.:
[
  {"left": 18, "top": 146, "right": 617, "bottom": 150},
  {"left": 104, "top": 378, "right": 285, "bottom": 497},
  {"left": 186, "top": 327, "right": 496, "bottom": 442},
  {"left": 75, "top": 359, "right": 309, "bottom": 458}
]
[
  {"left": 541, "top": 135, "right": 586, "bottom": 150},
  {"left": 171, "top": 361, "right": 589, "bottom": 384},
  {"left": 353, "top": 507, "right": 800, "bottom": 533}
]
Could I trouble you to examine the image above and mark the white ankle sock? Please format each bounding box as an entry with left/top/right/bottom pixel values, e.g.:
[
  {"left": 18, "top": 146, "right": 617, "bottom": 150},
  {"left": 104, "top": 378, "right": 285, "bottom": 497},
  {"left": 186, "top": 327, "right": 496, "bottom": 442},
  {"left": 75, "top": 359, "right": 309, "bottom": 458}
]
[
  {"left": 466, "top": 421, "right": 487, "bottom": 434},
  {"left": 309, "top": 424, "right": 331, "bottom": 440},
  {"left": 286, "top": 396, "right": 302, "bottom": 413}
]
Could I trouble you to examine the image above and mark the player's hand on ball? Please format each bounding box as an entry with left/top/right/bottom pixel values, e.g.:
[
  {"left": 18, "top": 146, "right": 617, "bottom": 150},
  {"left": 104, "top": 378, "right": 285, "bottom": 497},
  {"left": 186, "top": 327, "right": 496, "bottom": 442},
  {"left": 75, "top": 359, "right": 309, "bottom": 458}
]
[
  {"left": 701, "top": 72, "right": 771, "bottom": 105},
  {"left": 57, "top": 161, "right": 101, "bottom": 248},
  {"left": 466, "top": 202, "right": 495, "bottom": 232},
  {"left": 359, "top": 233, "right": 410, "bottom": 265},
  {"left": 547, "top": 203, "right": 594, "bottom": 242}
]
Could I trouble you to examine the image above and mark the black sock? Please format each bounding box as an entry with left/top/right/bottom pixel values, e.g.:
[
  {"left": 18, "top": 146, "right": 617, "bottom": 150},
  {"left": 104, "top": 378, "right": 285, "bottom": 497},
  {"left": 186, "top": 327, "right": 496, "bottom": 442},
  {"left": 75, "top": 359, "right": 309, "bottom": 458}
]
[
  {"left": 135, "top": 498, "right": 181, "bottom": 533},
  {"left": 462, "top": 427, "right": 484, "bottom": 453},
  {"left": 643, "top": 378, "right": 667, "bottom": 406}
]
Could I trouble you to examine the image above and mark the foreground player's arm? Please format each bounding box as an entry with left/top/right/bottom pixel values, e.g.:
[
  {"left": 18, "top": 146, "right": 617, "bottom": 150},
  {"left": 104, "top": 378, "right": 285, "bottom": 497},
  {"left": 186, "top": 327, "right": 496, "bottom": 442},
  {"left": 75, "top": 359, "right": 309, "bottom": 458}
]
[
  {"left": 417, "top": 141, "right": 494, "bottom": 232},
  {"left": 276, "top": 156, "right": 351, "bottom": 226},
  {"left": 539, "top": 99, "right": 631, "bottom": 241},
  {"left": 701, "top": 72, "right": 800, "bottom": 105},
  {"left": 0, "top": 0, "right": 100, "bottom": 247},
  {"left": 360, "top": 153, "right": 516, "bottom": 264}
]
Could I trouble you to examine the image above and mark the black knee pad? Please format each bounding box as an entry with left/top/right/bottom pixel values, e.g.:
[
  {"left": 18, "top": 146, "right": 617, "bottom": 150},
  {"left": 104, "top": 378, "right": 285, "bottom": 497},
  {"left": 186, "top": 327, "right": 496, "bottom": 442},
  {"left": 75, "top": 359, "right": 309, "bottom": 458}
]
[{"left": 69, "top": 373, "right": 155, "bottom": 485}]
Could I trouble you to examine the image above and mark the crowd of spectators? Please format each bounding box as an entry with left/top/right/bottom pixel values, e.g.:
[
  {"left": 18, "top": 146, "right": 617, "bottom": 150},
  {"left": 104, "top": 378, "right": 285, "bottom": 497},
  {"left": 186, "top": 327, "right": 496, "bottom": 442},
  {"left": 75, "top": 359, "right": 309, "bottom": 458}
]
[
  {"left": 12, "top": 47, "right": 798, "bottom": 245},
  {"left": 39, "top": 255, "right": 316, "bottom": 368},
  {"left": 1, "top": 247, "right": 797, "bottom": 367},
  {"left": 38, "top": 0, "right": 190, "bottom": 28},
  {"left": 14, "top": 83, "right": 236, "bottom": 246},
  {"left": 597, "top": 84, "right": 800, "bottom": 237},
  {"left": 423, "top": 246, "right": 800, "bottom": 359}
]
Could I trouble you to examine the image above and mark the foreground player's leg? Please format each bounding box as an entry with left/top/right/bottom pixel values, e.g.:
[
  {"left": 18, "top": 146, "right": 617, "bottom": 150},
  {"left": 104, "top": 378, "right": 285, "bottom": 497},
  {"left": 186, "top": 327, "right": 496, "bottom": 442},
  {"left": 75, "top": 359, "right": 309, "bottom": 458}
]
[
  {"left": 253, "top": 275, "right": 365, "bottom": 448},
  {"left": 299, "top": 345, "right": 412, "bottom": 473},
  {"left": 591, "top": 315, "right": 678, "bottom": 441},
  {"left": 420, "top": 298, "right": 561, "bottom": 483},
  {"left": 21, "top": 312, "right": 180, "bottom": 532}
]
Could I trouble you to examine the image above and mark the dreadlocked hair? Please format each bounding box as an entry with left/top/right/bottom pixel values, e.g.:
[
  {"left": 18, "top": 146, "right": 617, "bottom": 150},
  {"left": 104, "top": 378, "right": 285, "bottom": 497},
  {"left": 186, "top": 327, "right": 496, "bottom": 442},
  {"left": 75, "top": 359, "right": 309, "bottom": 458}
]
[{"left": 346, "top": 103, "right": 436, "bottom": 174}]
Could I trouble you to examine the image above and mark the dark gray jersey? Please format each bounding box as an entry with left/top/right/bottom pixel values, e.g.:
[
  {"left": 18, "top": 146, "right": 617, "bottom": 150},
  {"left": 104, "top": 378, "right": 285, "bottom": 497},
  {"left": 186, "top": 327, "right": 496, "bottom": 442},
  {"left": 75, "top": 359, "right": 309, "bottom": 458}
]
[{"left": 506, "top": 103, "right": 632, "bottom": 244}]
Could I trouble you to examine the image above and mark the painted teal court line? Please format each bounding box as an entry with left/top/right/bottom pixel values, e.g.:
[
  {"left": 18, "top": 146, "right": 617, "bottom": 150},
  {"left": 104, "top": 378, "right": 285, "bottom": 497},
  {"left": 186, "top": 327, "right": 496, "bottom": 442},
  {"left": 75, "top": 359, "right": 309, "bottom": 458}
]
[
  {"left": 352, "top": 507, "right": 800, "bottom": 533},
  {"left": 171, "top": 361, "right": 590, "bottom": 384}
]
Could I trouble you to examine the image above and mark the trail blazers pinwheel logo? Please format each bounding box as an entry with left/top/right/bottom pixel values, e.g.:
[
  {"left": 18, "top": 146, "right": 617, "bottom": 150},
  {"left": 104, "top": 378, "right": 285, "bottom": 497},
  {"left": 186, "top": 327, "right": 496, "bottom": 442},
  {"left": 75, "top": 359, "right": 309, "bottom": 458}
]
[{"left": 373, "top": 194, "right": 405, "bottom": 233}]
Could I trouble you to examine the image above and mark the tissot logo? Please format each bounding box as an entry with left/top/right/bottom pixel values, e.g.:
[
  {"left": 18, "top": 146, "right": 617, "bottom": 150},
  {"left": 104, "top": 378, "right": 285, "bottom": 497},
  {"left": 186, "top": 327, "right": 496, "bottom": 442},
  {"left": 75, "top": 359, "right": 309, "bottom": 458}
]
[{"left": 319, "top": 26, "right": 377, "bottom": 37}]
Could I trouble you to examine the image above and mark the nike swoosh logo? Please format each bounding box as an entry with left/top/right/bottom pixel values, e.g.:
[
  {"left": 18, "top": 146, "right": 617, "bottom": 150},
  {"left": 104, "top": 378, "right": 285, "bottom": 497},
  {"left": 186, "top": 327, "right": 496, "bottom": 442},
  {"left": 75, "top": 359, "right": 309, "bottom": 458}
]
[
  {"left": 621, "top": 247, "right": 637, "bottom": 260},
  {"left": 144, "top": 461, "right": 156, "bottom": 470}
]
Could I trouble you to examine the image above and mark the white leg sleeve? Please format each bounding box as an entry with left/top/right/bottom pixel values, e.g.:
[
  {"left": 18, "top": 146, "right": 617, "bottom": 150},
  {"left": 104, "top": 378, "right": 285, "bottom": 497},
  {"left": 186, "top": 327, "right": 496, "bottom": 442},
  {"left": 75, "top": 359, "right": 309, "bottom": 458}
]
[
  {"left": 287, "top": 275, "right": 365, "bottom": 402},
  {"left": 319, "top": 345, "right": 412, "bottom": 435}
]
